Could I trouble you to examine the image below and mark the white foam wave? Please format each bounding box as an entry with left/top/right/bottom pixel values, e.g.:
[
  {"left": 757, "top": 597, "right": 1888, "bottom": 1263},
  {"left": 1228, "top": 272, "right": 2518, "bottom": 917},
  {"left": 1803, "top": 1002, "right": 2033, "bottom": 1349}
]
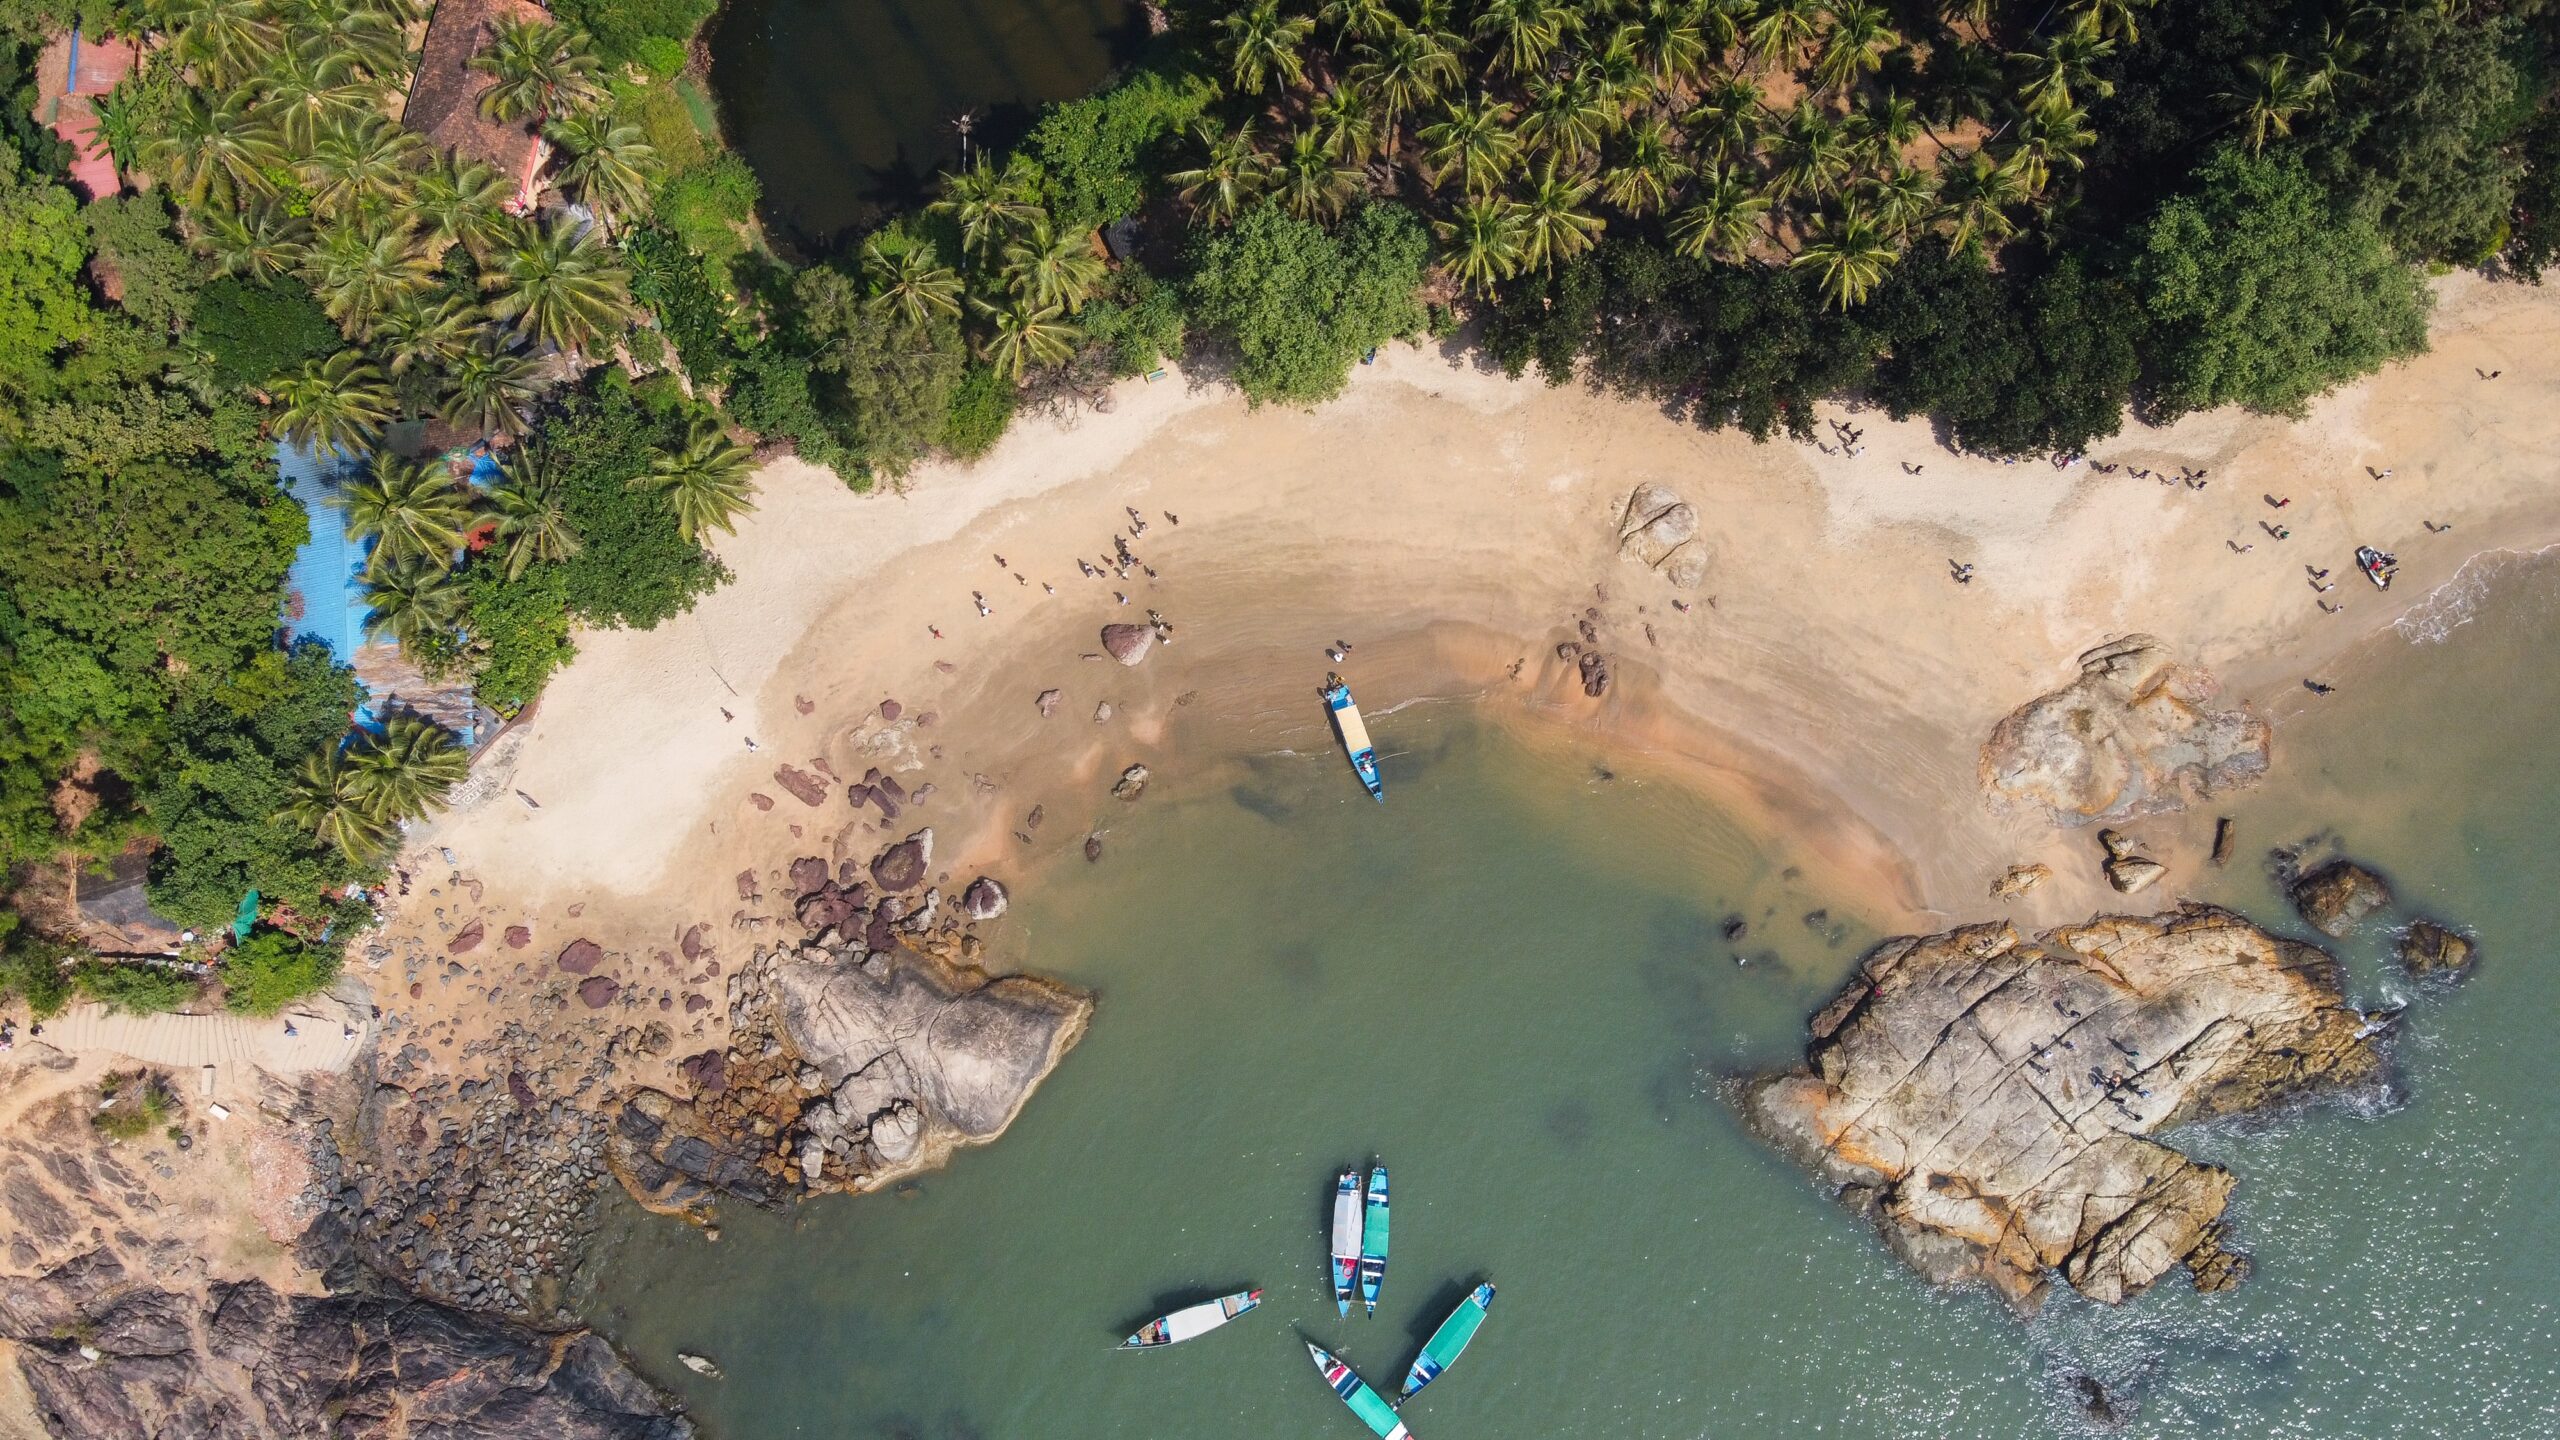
[{"left": 2391, "top": 544, "right": 2560, "bottom": 645}]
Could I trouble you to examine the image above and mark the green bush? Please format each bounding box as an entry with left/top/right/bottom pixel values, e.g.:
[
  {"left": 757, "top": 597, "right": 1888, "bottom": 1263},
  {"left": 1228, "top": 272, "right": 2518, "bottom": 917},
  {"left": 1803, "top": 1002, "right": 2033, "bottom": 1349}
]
[
  {"left": 74, "top": 961, "right": 198, "bottom": 1015},
  {"left": 545, "top": 372, "right": 726, "bottom": 629},
  {"left": 627, "top": 223, "right": 737, "bottom": 382},
  {"left": 653, "top": 154, "right": 759, "bottom": 281},
  {"left": 460, "top": 561, "right": 577, "bottom": 711},
  {"left": 1186, "top": 202, "right": 1429, "bottom": 407},
  {"left": 612, "top": 76, "right": 708, "bottom": 174},
  {"left": 0, "top": 924, "right": 74, "bottom": 1019},
  {"left": 190, "top": 278, "right": 339, "bottom": 388},
  {"left": 1079, "top": 273, "right": 1185, "bottom": 377},
  {"left": 632, "top": 35, "right": 688, "bottom": 80},
  {"left": 1025, "top": 67, "right": 1217, "bottom": 234},
  {"left": 219, "top": 928, "right": 338, "bottom": 1015},
  {"left": 84, "top": 191, "right": 198, "bottom": 335},
  {"left": 728, "top": 342, "right": 862, "bottom": 478},
  {"left": 553, "top": 0, "right": 715, "bottom": 66},
  {"left": 942, "top": 364, "right": 1016, "bottom": 461},
  {"left": 91, "top": 1072, "right": 175, "bottom": 1140}
]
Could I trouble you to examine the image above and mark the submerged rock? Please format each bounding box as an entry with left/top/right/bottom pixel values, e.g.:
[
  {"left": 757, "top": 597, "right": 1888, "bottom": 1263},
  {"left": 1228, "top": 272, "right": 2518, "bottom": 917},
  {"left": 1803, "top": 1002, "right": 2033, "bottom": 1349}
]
[
  {"left": 1746, "top": 904, "right": 2385, "bottom": 1312},
  {"left": 961, "top": 877, "right": 1009, "bottom": 921},
  {"left": 1111, "top": 764, "right": 1150, "bottom": 801},
  {"left": 2396, "top": 919, "right": 2475, "bottom": 981},
  {"left": 2290, "top": 859, "right": 2392, "bottom": 938},
  {"left": 1982, "top": 636, "right": 2271, "bottom": 827}
]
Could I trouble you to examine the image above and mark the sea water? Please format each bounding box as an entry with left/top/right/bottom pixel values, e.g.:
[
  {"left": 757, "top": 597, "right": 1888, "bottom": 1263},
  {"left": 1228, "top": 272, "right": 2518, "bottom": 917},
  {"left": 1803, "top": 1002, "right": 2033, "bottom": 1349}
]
[{"left": 580, "top": 557, "right": 2560, "bottom": 1438}]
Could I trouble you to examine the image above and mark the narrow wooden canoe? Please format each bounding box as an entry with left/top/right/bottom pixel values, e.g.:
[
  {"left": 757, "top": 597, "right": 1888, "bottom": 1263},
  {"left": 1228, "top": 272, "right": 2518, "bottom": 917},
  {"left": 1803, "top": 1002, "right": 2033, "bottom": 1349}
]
[
  {"left": 1397, "top": 1282, "right": 1495, "bottom": 1404},
  {"left": 1330, "top": 1166, "right": 1364, "bottom": 1317},
  {"left": 1358, "top": 1164, "right": 1390, "bottom": 1315},
  {"left": 1119, "top": 1288, "right": 1263, "bottom": 1349},
  {"left": 1307, "top": 1341, "right": 1414, "bottom": 1439},
  {"left": 1322, "top": 674, "right": 1386, "bottom": 801}
]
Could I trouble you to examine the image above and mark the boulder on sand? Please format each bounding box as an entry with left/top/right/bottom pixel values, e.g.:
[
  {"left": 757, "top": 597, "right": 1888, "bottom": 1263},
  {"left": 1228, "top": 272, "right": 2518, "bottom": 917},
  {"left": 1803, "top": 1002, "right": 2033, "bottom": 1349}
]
[
  {"left": 557, "top": 939, "right": 605, "bottom": 975},
  {"left": 1617, "top": 484, "right": 1709, "bottom": 587},
  {"left": 1746, "top": 904, "right": 2387, "bottom": 1312},
  {"left": 961, "top": 877, "right": 1009, "bottom": 921},
  {"left": 446, "top": 921, "right": 485, "bottom": 955},
  {"left": 1036, "top": 688, "right": 1061, "bottom": 718},
  {"left": 2290, "top": 859, "right": 2392, "bottom": 937},
  {"left": 1101, "top": 624, "right": 1154, "bottom": 666},
  {"left": 871, "top": 829, "right": 934, "bottom": 892},
  {"left": 1982, "top": 636, "right": 2270, "bottom": 827},
  {"left": 576, "top": 976, "right": 621, "bottom": 1008},
  {"left": 772, "top": 765, "right": 829, "bottom": 808},
  {"left": 1990, "top": 864, "right": 2050, "bottom": 900},
  {"left": 1111, "top": 764, "right": 1150, "bottom": 800}
]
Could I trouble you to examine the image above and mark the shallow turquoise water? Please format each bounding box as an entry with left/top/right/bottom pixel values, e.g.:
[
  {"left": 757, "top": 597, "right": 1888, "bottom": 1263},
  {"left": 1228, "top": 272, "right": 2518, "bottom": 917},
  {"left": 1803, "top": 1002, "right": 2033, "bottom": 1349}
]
[{"left": 581, "top": 557, "right": 2560, "bottom": 1438}]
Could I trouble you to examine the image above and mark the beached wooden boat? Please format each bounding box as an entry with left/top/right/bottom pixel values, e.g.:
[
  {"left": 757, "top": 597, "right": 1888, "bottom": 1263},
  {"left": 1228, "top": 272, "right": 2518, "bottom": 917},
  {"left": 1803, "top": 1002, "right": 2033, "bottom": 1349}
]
[
  {"left": 1358, "top": 1164, "right": 1390, "bottom": 1315},
  {"left": 1307, "top": 1341, "right": 1414, "bottom": 1439},
  {"left": 1397, "top": 1282, "right": 1495, "bottom": 1405},
  {"left": 1321, "top": 674, "right": 1386, "bottom": 802},
  {"left": 1118, "top": 1289, "right": 1262, "bottom": 1349},
  {"left": 1330, "top": 1166, "right": 1364, "bottom": 1316}
]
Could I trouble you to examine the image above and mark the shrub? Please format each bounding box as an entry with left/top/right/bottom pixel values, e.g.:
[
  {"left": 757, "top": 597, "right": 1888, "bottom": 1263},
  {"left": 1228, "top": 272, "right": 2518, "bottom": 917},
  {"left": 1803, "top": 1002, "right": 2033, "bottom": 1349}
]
[
  {"left": 85, "top": 191, "right": 198, "bottom": 335},
  {"left": 653, "top": 154, "right": 759, "bottom": 281},
  {"left": 1025, "top": 67, "right": 1217, "bottom": 234},
  {"left": 627, "top": 223, "right": 737, "bottom": 382},
  {"left": 553, "top": 0, "right": 716, "bottom": 66},
  {"left": 612, "top": 76, "right": 708, "bottom": 174},
  {"left": 191, "top": 279, "right": 339, "bottom": 388},
  {"left": 545, "top": 372, "right": 726, "bottom": 629},
  {"left": 1079, "top": 272, "right": 1185, "bottom": 377},
  {"left": 631, "top": 35, "right": 688, "bottom": 80},
  {"left": 74, "top": 961, "right": 198, "bottom": 1015},
  {"left": 942, "top": 364, "right": 1016, "bottom": 461},
  {"left": 0, "top": 925, "right": 74, "bottom": 1019},
  {"left": 460, "top": 561, "right": 577, "bottom": 711},
  {"left": 91, "top": 1072, "right": 175, "bottom": 1141},
  {"left": 1185, "top": 202, "right": 1429, "bottom": 406},
  {"left": 219, "top": 928, "right": 338, "bottom": 1015}
]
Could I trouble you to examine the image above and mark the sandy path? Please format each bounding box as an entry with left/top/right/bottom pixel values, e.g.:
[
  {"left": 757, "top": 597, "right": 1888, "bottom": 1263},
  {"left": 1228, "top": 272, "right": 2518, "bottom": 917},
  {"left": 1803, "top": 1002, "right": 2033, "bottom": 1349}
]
[{"left": 400, "top": 273, "right": 2560, "bottom": 971}]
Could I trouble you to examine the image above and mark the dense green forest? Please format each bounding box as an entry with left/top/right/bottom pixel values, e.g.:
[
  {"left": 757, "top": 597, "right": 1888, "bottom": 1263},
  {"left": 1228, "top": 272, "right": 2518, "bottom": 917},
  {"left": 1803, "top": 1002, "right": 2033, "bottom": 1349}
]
[{"left": 0, "top": 0, "right": 2550, "bottom": 1012}]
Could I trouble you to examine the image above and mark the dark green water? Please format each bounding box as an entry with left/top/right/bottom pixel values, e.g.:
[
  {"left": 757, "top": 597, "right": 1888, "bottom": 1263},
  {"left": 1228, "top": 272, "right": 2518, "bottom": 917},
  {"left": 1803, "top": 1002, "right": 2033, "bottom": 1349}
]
[
  {"left": 580, "top": 555, "right": 2560, "bottom": 1438},
  {"left": 707, "top": 0, "right": 1142, "bottom": 247}
]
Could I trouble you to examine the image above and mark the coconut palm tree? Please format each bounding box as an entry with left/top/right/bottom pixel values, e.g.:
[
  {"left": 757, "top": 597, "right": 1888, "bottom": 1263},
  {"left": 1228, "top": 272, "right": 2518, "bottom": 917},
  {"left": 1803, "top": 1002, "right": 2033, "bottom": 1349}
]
[
  {"left": 1419, "top": 96, "right": 1523, "bottom": 196},
  {"left": 1792, "top": 202, "right": 1899, "bottom": 308},
  {"left": 160, "top": 0, "right": 282, "bottom": 88},
  {"left": 860, "top": 236, "right": 963, "bottom": 326},
  {"left": 1933, "top": 147, "right": 2028, "bottom": 256},
  {"left": 1669, "top": 163, "right": 1771, "bottom": 259},
  {"left": 1310, "top": 83, "right": 1381, "bottom": 164},
  {"left": 1517, "top": 161, "right": 1606, "bottom": 269},
  {"left": 2011, "top": 25, "right": 2115, "bottom": 119},
  {"left": 2069, "top": 0, "right": 2151, "bottom": 43},
  {"left": 1319, "top": 0, "right": 1398, "bottom": 41},
  {"left": 346, "top": 455, "right": 473, "bottom": 572},
  {"left": 471, "top": 18, "right": 604, "bottom": 124},
  {"left": 1773, "top": 101, "right": 1852, "bottom": 202},
  {"left": 196, "top": 204, "right": 311, "bottom": 282},
  {"left": 1620, "top": 2, "right": 1711, "bottom": 90},
  {"left": 1601, "top": 116, "right": 1692, "bottom": 216},
  {"left": 1434, "top": 197, "right": 1527, "bottom": 293},
  {"left": 301, "top": 112, "right": 425, "bottom": 219},
  {"left": 488, "top": 455, "right": 582, "bottom": 579},
  {"left": 269, "top": 349, "right": 396, "bottom": 454},
  {"left": 375, "top": 293, "right": 481, "bottom": 377},
  {"left": 2220, "top": 53, "right": 2317, "bottom": 154},
  {"left": 440, "top": 343, "right": 545, "bottom": 438},
  {"left": 930, "top": 154, "right": 1044, "bottom": 256},
  {"left": 1856, "top": 91, "right": 1923, "bottom": 171},
  {"left": 362, "top": 553, "right": 467, "bottom": 648},
  {"left": 1519, "top": 69, "right": 1614, "bottom": 166},
  {"left": 1863, "top": 162, "right": 1938, "bottom": 236},
  {"left": 1216, "top": 0, "right": 1317, "bottom": 94},
  {"left": 482, "top": 218, "right": 635, "bottom": 354},
  {"left": 248, "top": 33, "right": 368, "bottom": 151},
  {"left": 404, "top": 154, "right": 515, "bottom": 263},
  {"left": 1587, "top": 31, "right": 1654, "bottom": 111},
  {"left": 1474, "top": 0, "right": 1579, "bottom": 75},
  {"left": 147, "top": 91, "right": 283, "bottom": 208},
  {"left": 1350, "top": 25, "right": 1461, "bottom": 153},
  {"left": 2002, "top": 104, "right": 2093, "bottom": 194},
  {"left": 1169, "top": 122, "right": 1272, "bottom": 226},
  {"left": 1001, "top": 218, "right": 1108, "bottom": 313},
  {"left": 300, "top": 221, "right": 433, "bottom": 334},
  {"left": 1814, "top": 1, "right": 1902, "bottom": 93},
  {"left": 1272, "top": 128, "right": 1364, "bottom": 221},
  {"left": 1685, "top": 72, "right": 1766, "bottom": 161},
  {"left": 972, "top": 296, "right": 1083, "bottom": 381},
  {"left": 277, "top": 746, "right": 392, "bottom": 860},
  {"left": 280, "top": 0, "right": 414, "bottom": 83},
  {"left": 347, "top": 714, "right": 471, "bottom": 821},
  {"left": 638, "top": 417, "right": 759, "bottom": 543},
  {"left": 545, "top": 111, "right": 655, "bottom": 230},
  {"left": 1746, "top": 0, "right": 1821, "bottom": 67}
]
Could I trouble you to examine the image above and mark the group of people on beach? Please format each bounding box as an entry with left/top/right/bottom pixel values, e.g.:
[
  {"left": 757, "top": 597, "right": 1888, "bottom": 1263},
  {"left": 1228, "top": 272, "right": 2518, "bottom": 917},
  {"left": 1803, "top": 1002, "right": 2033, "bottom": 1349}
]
[{"left": 943, "top": 507, "right": 1183, "bottom": 632}]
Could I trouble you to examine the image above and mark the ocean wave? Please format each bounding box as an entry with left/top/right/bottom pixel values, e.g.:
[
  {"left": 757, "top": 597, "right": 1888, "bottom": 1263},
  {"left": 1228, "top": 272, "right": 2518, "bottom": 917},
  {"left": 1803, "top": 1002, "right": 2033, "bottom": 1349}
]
[{"left": 2391, "top": 544, "right": 2560, "bottom": 645}]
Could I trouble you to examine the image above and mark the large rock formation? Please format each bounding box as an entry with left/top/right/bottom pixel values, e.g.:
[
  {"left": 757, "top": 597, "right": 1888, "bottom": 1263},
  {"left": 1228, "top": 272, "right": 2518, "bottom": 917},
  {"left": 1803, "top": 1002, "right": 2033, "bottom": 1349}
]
[
  {"left": 1747, "top": 904, "right": 2386, "bottom": 1311},
  {"left": 1615, "top": 483, "right": 1710, "bottom": 589},
  {"left": 2290, "top": 859, "right": 2393, "bottom": 938},
  {"left": 0, "top": 1251, "right": 690, "bottom": 1440},
  {"left": 1982, "top": 637, "right": 2271, "bottom": 826}
]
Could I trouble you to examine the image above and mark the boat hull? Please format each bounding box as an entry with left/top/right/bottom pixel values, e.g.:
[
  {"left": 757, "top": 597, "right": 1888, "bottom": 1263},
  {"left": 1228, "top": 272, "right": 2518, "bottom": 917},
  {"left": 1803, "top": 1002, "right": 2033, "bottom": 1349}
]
[
  {"left": 1359, "top": 1165, "right": 1390, "bottom": 1315},
  {"left": 1323, "top": 676, "right": 1387, "bottom": 801},
  {"left": 1397, "top": 1282, "right": 1495, "bottom": 1403},
  {"left": 1329, "top": 1167, "right": 1364, "bottom": 1317},
  {"left": 1118, "top": 1288, "right": 1262, "bottom": 1350},
  {"left": 1308, "top": 1342, "right": 1414, "bottom": 1439}
]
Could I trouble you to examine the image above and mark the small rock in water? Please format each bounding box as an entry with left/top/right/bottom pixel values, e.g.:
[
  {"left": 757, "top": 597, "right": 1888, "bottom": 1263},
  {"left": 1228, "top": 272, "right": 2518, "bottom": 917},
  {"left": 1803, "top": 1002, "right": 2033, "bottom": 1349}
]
[
  {"left": 1112, "top": 765, "right": 1150, "bottom": 800},
  {"left": 2396, "top": 919, "right": 2476, "bottom": 981},
  {"left": 2290, "top": 859, "right": 2392, "bottom": 937},
  {"left": 1084, "top": 834, "right": 1105, "bottom": 863}
]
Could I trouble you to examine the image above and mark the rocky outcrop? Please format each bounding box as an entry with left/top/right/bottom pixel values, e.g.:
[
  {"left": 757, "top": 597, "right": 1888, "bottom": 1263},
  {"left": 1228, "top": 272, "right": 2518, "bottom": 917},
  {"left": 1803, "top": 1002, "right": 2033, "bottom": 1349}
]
[
  {"left": 869, "top": 828, "right": 932, "bottom": 892},
  {"left": 1615, "top": 484, "right": 1709, "bottom": 589},
  {"left": 2098, "top": 829, "right": 2166, "bottom": 895},
  {"left": 1747, "top": 904, "right": 2387, "bottom": 1311},
  {"left": 0, "top": 1252, "right": 691, "bottom": 1440},
  {"left": 1989, "top": 864, "right": 2049, "bottom": 900},
  {"left": 1100, "top": 623, "right": 1154, "bottom": 666},
  {"left": 1982, "top": 637, "right": 2271, "bottom": 827},
  {"left": 2290, "top": 860, "right": 2392, "bottom": 938},
  {"left": 2397, "top": 920, "right": 2475, "bottom": 981}
]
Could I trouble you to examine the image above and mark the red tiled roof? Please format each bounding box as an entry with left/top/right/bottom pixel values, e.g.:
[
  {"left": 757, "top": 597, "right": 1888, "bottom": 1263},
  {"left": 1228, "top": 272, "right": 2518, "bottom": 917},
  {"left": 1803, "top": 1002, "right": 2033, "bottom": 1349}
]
[
  {"left": 31, "top": 30, "right": 135, "bottom": 200},
  {"left": 403, "top": 0, "right": 553, "bottom": 210}
]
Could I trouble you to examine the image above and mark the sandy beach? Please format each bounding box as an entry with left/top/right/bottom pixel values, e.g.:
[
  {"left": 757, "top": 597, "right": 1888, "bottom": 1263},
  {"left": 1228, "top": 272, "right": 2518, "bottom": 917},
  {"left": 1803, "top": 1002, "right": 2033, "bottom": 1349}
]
[{"left": 392, "top": 274, "right": 2560, "bottom": 966}]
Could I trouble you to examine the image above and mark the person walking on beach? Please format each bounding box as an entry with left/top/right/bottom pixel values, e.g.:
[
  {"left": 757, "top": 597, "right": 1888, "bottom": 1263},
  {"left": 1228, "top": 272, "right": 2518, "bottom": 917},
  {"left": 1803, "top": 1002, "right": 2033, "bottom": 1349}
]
[
  {"left": 2304, "top": 680, "right": 2335, "bottom": 695},
  {"left": 2228, "top": 541, "right": 2254, "bottom": 553}
]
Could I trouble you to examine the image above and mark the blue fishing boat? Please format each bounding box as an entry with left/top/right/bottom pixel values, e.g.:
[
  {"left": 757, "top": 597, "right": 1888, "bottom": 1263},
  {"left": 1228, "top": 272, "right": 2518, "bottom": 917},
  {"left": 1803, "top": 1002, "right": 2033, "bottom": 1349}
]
[
  {"left": 1321, "top": 674, "right": 1386, "bottom": 801},
  {"left": 1307, "top": 1341, "right": 1414, "bottom": 1439},
  {"left": 1329, "top": 1166, "right": 1364, "bottom": 1317},
  {"left": 1396, "top": 1282, "right": 1495, "bottom": 1404},
  {"left": 1358, "top": 1165, "right": 1390, "bottom": 1315}
]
